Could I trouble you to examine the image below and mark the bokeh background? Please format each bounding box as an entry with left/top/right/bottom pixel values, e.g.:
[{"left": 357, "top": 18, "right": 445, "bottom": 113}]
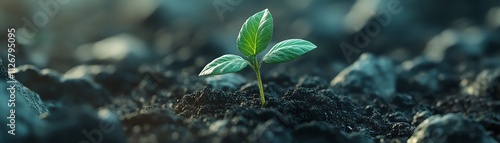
[{"left": 0, "top": 0, "right": 499, "bottom": 79}]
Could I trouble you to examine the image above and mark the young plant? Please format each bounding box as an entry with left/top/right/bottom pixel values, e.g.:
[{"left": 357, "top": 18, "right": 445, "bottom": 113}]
[{"left": 199, "top": 9, "right": 317, "bottom": 107}]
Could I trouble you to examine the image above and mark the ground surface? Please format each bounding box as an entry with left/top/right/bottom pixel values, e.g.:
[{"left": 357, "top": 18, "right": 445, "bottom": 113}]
[{"left": 2, "top": 46, "right": 500, "bottom": 143}]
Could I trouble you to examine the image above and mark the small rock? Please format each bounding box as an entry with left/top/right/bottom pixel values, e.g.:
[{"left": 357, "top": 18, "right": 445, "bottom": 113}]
[
  {"left": 408, "top": 114, "right": 497, "bottom": 143},
  {"left": 331, "top": 53, "right": 396, "bottom": 100},
  {"left": 75, "top": 34, "right": 151, "bottom": 69},
  {"left": 0, "top": 59, "right": 48, "bottom": 143},
  {"left": 60, "top": 77, "right": 113, "bottom": 107},
  {"left": 424, "top": 24, "right": 488, "bottom": 63},
  {"left": 397, "top": 57, "right": 440, "bottom": 93},
  {"left": 64, "top": 64, "right": 113, "bottom": 79},
  {"left": 65, "top": 65, "right": 142, "bottom": 93},
  {"left": 15, "top": 65, "right": 63, "bottom": 100},
  {"left": 0, "top": 62, "right": 49, "bottom": 115},
  {"left": 10, "top": 64, "right": 113, "bottom": 107},
  {"left": 209, "top": 120, "right": 230, "bottom": 133},
  {"left": 412, "top": 111, "right": 432, "bottom": 126},
  {"left": 205, "top": 73, "right": 246, "bottom": 91},
  {"left": 397, "top": 56, "right": 459, "bottom": 94},
  {"left": 463, "top": 68, "right": 500, "bottom": 99}
]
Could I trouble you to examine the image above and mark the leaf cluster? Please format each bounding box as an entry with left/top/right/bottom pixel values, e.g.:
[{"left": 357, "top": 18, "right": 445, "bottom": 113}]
[{"left": 200, "top": 9, "right": 317, "bottom": 76}]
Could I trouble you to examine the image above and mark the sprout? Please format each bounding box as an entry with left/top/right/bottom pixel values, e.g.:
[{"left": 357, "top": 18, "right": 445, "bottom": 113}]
[{"left": 199, "top": 9, "right": 317, "bottom": 107}]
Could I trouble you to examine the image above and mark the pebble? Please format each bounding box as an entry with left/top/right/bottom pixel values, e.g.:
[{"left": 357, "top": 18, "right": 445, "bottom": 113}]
[
  {"left": 424, "top": 24, "right": 488, "bottom": 63},
  {"left": 12, "top": 64, "right": 113, "bottom": 107},
  {"left": 60, "top": 77, "right": 113, "bottom": 107},
  {"left": 331, "top": 53, "right": 396, "bottom": 101},
  {"left": 396, "top": 57, "right": 440, "bottom": 93},
  {"left": 65, "top": 65, "right": 142, "bottom": 93},
  {"left": 75, "top": 34, "right": 151, "bottom": 69},
  {"left": 0, "top": 59, "right": 48, "bottom": 143},
  {"left": 408, "top": 114, "right": 497, "bottom": 143},
  {"left": 15, "top": 65, "right": 63, "bottom": 100},
  {"left": 412, "top": 111, "right": 432, "bottom": 126},
  {"left": 463, "top": 68, "right": 500, "bottom": 99}
]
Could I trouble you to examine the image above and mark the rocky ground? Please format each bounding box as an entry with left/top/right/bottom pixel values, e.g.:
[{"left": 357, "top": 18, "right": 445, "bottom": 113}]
[{"left": 1, "top": 45, "right": 500, "bottom": 143}]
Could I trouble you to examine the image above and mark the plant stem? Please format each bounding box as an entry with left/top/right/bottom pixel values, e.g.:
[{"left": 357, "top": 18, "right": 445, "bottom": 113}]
[{"left": 253, "top": 58, "right": 266, "bottom": 107}]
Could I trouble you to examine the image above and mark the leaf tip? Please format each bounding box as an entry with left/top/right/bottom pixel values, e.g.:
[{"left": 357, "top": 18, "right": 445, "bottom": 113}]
[
  {"left": 312, "top": 43, "right": 318, "bottom": 49},
  {"left": 198, "top": 71, "right": 207, "bottom": 76}
]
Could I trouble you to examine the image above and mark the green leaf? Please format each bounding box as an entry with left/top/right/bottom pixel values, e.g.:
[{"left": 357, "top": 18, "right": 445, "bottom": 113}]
[
  {"left": 199, "top": 54, "right": 248, "bottom": 76},
  {"left": 262, "top": 39, "right": 317, "bottom": 64},
  {"left": 237, "top": 9, "right": 273, "bottom": 58}
]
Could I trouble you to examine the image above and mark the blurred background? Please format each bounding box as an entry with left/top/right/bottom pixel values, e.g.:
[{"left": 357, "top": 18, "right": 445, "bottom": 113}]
[
  {"left": 1, "top": 1, "right": 500, "bottom": 142},
  {"left": 0, "top": 0, "right": 499, "bottom": 79}
]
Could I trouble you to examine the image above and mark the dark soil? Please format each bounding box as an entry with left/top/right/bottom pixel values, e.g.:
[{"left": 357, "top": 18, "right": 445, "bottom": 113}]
[
  {"left": 2, "top": 46, "right": 500, "bottom": 143},
  {"left": 110, "top": 67, "right": 500, "bottom": 143}
]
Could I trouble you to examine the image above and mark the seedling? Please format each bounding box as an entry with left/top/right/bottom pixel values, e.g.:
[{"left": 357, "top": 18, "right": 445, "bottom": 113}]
[{"left": 199, "top": 9, "right": 317, "bottom": 107}]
